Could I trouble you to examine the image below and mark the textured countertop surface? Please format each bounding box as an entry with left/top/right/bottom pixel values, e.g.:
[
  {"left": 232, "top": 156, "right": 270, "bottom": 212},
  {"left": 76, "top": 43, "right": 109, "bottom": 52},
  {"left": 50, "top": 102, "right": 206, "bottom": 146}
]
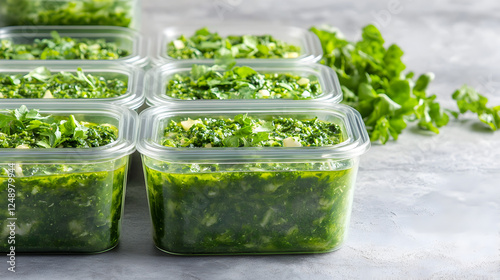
[{"left": 4, "top": 0, "right": 500, "bottom": 279}]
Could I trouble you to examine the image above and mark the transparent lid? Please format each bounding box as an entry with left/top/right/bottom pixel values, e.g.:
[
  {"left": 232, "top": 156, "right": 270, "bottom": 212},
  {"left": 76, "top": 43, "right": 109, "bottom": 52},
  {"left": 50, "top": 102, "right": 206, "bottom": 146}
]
[
  {"left": 0, "top": 26, "right": 148, "bottom": 67},
  {"left": 144, "top": 61, "right": 342, "bottom": 106},
  {"left": 0, "top": 62, "right": 145, "bottom": 110},
  {"left": 154, "top": 22, "right": 323, "bottom": 65},
  {"left": 137, "top": 102, "right": 370, "bottom": 163},
  {"left": 0, "top": 102, "right": 138, "bottom": 162}
]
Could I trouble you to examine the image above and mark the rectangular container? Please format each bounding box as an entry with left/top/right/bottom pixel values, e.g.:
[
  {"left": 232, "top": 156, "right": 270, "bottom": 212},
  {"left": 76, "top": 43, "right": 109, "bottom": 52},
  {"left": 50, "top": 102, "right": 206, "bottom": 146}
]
[
  {"left": 145, "top": 61, "right": 343, "bottom": 106},
  {"left": 137, "top": 102, "right": 370, "bottom": 255},
  {"left": 154, "top": 23, "right": 323, "bottom": 65},
  {"left": 0, "top": 103, "right": 138, "bottom": 253},
  {"left": 0, "top": 26, "right": 148, "bottom": 67},
  {"left": 0, "top": 0, "right": 141, "bottom": 30},
  {"left": 0, "top": 62, "right": 145, "bottom": 110}
]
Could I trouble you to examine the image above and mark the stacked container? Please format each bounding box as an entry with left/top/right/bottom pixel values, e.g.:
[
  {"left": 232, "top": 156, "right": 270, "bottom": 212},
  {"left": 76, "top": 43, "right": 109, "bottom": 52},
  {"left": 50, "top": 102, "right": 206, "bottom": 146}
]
[
  {"left": 0, "top": 0, "right": 143, "bottom": 253},
  {"left": 139, "top": 24, "right": 371, "bottom": 255}
]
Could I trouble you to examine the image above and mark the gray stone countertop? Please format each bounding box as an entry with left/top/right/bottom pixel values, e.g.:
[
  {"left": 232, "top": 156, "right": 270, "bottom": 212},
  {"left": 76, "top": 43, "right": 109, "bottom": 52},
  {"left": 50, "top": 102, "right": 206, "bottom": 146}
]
[{"left": 3, "top": 0, "right": 500, "bottom": 279}]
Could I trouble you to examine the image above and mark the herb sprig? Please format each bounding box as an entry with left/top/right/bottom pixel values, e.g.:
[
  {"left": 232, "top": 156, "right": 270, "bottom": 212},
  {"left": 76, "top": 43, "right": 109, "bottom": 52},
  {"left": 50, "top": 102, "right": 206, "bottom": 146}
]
[
  {"left": 0, "top": 106, "right": 117, "bottom": 149},
  {"left": 167, "top": 27, "right": 301, "bottom": 60},
  {"left": 310, "top": 25, "right": 499, "bottom": 143},
  {"left": 0, "top": 67, "right": 128, "bottom": 99},
  {"left": 0, "top": 31, "right": 129, "bottom": 60},
  {"left": 167, "top": 64, "right": 322, "bottom": 100}
]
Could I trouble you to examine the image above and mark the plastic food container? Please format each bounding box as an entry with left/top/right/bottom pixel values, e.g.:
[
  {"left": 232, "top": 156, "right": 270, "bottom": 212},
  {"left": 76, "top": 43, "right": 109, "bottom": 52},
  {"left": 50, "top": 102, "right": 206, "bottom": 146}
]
[
  {"left": 154, "top": 23, "right": 323, "bottom": 65},
  {"left": 137, "top": 102, "right": 370, "bottom": 255},
  {"left": 0, "top": 0, "right": 141, "bottom": 30},
  {"left": 0, "top": 63, "right": 145, "bottom": 110},
  {"left": 144, "top": 61, "right": 342, "bottom": 106},
  {"left": 0, "top": 26, "right": 148, "bottom": 67},
  {"left": 0, "top": 103, "right": 138, "bottom": 253}
]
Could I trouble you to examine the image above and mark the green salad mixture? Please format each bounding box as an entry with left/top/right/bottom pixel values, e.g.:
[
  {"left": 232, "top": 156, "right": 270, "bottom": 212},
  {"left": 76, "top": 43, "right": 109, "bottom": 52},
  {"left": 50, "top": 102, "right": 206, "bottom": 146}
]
[
  {"left": 0, "top": 106, "right": 125, "bottom": 253},
  {"left": 0, "top": 106, "right": 117, "bottom": 148},
  {"left": 167, "top": 27, "right": 301, "bottom": 60},
  {"left": 0, "top": 67, "right": 128, "bottom": 99},
  {"left": 0, "top": 0, "right": 134, "bottom": 27},
  {"left": 0, "top": 31, "right": 129, "bottom": 60},
  {"left": 143, "top": 114, "right": 354, "bottom": 254},
  {"left": 161, "top": 114, "right": 342, "bottom": 148},
  {"left": 166, "top": 64, "right": 322, "bottom": 100},
  {"left": 310, "top": 24, "right": 500, "bottom": 143}
]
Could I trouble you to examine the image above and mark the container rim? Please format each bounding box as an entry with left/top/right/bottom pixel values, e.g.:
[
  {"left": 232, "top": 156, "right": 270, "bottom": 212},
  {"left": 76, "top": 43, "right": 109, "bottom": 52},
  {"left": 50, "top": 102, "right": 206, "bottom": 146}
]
[
  {"left": 0, "top": 102, "right": 138, "bottom": 162},
  {"left": 0, "top": 62, "right": 145, "bottom": 110},
  {"left": 144, "top": 61, "right": 343, "bottom": 106},
  {"left": 154, "top": 22, "right": 323, "bottom": 65},
  {"left": 137, "top": 102, "right": 370, "bottom": 163},
  {"left": 0, "top": 25, "right": 148, "bottom": 67}
]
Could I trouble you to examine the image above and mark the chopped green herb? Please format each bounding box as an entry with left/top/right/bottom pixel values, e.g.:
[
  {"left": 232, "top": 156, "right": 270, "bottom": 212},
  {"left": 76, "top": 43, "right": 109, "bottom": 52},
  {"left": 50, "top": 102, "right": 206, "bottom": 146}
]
[
  {"left": 0, "top": 105, "right": 117, "bottom": 148},
  {"left": 310, "top": 24, "right": 499, "bottom": 143},
  {"left": 452, "top": 85, "right": 500, "bottom": 131},
  {"left": 0, "top": 67, "right": 128, "bottom": 99},
  {"left": 0, "top": 0, "right": 134, "bottom": 28},
  {"left": 167, "top": 27, "right": 301, "bottom": 60},
  {"left": 144, "top": 159, "right": 356, "bottom": 254},
  {"left": 166, "top": 64, "right": 322, "bottom": 100},
  {"left": 0, "top": 31, "right": 129, "bottom": 60},
  {"left": 161, "top": 114, "right": 342, "bottom": 148}
]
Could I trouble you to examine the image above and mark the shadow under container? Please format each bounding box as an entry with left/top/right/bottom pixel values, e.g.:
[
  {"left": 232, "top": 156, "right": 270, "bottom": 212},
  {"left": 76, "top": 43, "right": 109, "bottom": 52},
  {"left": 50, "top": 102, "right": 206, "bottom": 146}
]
[
  {"left": 137, "top": 102, "right": 370, "bottom": 255},
  {"left": 0, "top": 103, "right": 138, "bottom": 253},
  {"left": 154, "top": 23, "right": 323, "bottom": 65},
  {"left": 0, "top": 26, "right": 148, "bottom": 67},
  {"left": 0, "top": 62, "right": 145, "bottom": 110},
  {"left": 0, "top": 0, "right": 141, "bottom": 30},
  {"left": 144, "top": 62, "right": 342, "bottom": 105}
]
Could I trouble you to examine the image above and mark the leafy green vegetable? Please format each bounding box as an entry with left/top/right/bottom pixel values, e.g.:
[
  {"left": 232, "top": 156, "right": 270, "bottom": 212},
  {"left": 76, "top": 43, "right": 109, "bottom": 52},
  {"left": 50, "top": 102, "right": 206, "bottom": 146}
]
[
  {"left": 0, "top": 159, "right": 127, "bottom": 253},
  {"left": 144, "top": 157, "right": 357, "bottom": 254},
  {"left": 161, "top": 114, "right": 342, "bottom": 148},
  {"left": 452, "top": 85, "right": 500, "bottom": 130},
  {"left": 0, "top": 67, "right": 128, "bottom": 99},
  {"left": 0, "top": 0, "right": 134, "bottom": 28},
  {"left": 167, "top": 27, "right": 301, "bottom": 60},
  {"left": 310, "top": 25, "right": 499, "bottom": 143},
  {"left": 0, "top": 31, "right": 129, "bottom": 60},
  {"left": 166, "top": 64, "right": 322, "bottom": 100},
  {"left": 0, "top": 105, "right": 117, "bottom": 148}
]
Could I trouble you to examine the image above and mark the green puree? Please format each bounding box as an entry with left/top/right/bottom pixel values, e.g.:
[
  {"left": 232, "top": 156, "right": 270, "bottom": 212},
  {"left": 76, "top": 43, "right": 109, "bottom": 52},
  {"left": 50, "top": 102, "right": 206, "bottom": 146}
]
[
  {"left": 167, "top": 65, "right": 322, "bottom": 100},
  {"left": 0, "top": 106, "right": 125, "bottom": 253},
  {"left": 144, "top": 115, "right": 357, "bottom": 254},
  {"left": 0, "top": 31, "right": 129, "bottom": 60},
  {"left": 0, "top": 67, "right": 128, "bottom": 99},
  {"left": 167, "top": 27, "right": 301, "bottom": 60},
  {"left": 0, "top": 0, "right": 133, "bottom": 27}
]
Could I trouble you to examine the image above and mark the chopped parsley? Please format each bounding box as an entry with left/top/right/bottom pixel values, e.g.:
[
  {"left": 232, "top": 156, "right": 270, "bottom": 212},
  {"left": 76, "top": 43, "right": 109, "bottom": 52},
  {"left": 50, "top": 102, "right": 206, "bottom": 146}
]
[
  {"left": 0, "top": 0, "right": 134, "bottom": 28},
  {"left": 0, "top": 67, "right": 128, "bottom": 99},
  {"left": 167, "top": 64, "right": 322, "bottom": 100},
  {"left": 0, "top": 106, "right": 117, "bottom": 149},
  {"left": 0, "top": 31, "right": 129, "bottom": 60},
  {"left": 161, "top": 114, "right": 342, "bottom": 148},
  {"left": 167, "top": 27, "right": 301, "bottom": 60}
]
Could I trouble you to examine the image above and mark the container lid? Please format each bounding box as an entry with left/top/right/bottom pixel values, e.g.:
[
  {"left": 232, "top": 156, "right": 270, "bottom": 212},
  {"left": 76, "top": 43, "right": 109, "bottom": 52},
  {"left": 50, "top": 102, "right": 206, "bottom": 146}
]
[
  {"left": 0, "top": 62, "right": 145, "bottom": 110},
  {"left": 154, "top": 22, "right": 323, "bottom": 65},
  {"left": 0, "top": 26, "right": 148, "bottom": 67},
  {"left": 0, "top": 102, "right": 138, "bottom": 162},
  {"left": 144, "top": 61, "right": 342, "bottom": 106},
  {"left": 137, "top": 102, "right": 370, "bottom": 163}
]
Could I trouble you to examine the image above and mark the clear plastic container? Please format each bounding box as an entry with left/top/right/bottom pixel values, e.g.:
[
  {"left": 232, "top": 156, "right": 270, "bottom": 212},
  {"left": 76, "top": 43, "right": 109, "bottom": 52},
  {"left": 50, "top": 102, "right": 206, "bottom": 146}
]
[
  {"left": 137, "top": 102, "right": 370, "bottom": 255},
  {"left": 0, "top": 0, "right": 141, "bottom": 30},
  {"left": 0, "top": 26, "right": 148, "bottom": 67},
  {"left": 154, "top": 23, "right": 323, "bottom": 65},
  {"left": 0, "top": 62, "right": 145, "bottom": 110},
  {"left": 0, "top": 102, "right": 138, "bottom": 253},
  {"left": 144, "top": 61, "right": 342, "bottom": 106}
]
